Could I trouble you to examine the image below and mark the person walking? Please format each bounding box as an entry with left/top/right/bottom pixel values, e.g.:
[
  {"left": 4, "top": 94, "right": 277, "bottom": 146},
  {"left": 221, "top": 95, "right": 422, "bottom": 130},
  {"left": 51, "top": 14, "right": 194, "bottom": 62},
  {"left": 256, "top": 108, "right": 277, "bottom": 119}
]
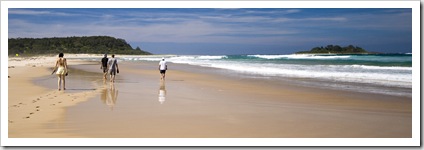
[
  {"left": 53, "top": 53, "right": 68, "bottom": 91},
  {"left": 158, "top": 57, "right": 167, "bottom": 80},
  {"left": 100, "top": 54, "right": 109, "bottom": 80},
  {"left": 108, "top": 54, "right": 119, "bottom": 82}
]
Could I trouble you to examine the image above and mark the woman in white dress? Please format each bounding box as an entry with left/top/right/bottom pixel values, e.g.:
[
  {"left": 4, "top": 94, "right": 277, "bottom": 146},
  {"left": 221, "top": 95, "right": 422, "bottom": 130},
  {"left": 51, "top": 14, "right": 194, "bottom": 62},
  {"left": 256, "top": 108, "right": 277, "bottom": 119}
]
[{"left": 54, "top": 53, "right": 68, "bottom": 91}]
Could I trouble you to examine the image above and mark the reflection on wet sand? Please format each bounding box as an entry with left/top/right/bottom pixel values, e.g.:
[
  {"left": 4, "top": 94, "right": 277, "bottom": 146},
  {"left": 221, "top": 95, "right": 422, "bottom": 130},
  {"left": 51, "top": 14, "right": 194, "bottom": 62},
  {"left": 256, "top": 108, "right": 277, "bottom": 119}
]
[
  {"left": 158, "top": 80, "right": 166, "bottom": 104},
  {"left": 100, "top": 83, "right": 119, "bottom": 110}
]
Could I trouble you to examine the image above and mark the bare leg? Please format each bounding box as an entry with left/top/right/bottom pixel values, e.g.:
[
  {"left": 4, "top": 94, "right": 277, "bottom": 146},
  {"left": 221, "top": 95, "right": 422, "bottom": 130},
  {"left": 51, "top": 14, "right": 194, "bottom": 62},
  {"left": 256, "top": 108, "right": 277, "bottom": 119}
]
[
  {"left": 161, "top": 73, "right": 166, "bottom": 80},
  {"left": 57, "top": 75, "right": 61, "bottom": 91},
  {"left": 103, "top": 72, "right": 107, "bottom": 80},
  {"left": 62, "top": 75, "right": 66, "bottom": 90}
]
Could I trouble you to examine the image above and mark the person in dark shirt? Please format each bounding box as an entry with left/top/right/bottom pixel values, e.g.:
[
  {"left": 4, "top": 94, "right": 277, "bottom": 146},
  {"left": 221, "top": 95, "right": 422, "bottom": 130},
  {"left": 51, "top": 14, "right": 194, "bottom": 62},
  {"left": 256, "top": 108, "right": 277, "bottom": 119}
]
[{"left": 100, "top": 54, "right": 109, "bottom": 80}]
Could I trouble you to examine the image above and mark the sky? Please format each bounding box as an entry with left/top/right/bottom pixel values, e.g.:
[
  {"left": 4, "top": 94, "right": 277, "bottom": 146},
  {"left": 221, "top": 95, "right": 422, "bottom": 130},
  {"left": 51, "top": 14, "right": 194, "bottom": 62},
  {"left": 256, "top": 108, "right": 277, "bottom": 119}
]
[{"left": 8, "top": 8, "right": 412, "bottom": 55}]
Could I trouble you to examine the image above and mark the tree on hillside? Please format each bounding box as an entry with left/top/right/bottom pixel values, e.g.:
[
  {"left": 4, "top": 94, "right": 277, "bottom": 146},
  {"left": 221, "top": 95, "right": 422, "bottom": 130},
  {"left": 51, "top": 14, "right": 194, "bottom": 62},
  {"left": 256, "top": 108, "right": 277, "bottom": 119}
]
[
  {"left": 8, "top": 36, "right": 152, "bottom": 55},
  {"left": 296, "top": 45, "right": 368, "bottom": 54},
  {"left": 135, "top": 46, "right": 142, "bottom": 51}
]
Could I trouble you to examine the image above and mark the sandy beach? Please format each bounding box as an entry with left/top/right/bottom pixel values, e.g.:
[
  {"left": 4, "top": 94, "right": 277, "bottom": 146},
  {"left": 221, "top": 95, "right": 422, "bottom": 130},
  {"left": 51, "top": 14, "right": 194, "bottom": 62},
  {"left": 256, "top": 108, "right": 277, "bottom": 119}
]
[
  {"left": 8, "top": 54, "right": 102, "bottom": 137},
  {"left": 7, "top": 54, "right": 412, "bottom": 138}
]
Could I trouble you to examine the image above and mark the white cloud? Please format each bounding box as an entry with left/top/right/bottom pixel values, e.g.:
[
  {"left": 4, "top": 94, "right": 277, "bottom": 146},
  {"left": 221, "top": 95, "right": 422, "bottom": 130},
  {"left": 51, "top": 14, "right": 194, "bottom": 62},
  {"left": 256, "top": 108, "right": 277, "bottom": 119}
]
[
  {"left": 9, "top": 9, "right": 50, "bottom": 15},
  {"left": 8, "top": 8, "right": 411, "bottom": 47},
  {"left": 9, "top": 17, "right": 298, "bottom": 44},
  {"left": 9, "top": 9, "right": 76, "bottom": 16},
  {"left": 244, "top": 9, "right": 301, "bottom": 15}
]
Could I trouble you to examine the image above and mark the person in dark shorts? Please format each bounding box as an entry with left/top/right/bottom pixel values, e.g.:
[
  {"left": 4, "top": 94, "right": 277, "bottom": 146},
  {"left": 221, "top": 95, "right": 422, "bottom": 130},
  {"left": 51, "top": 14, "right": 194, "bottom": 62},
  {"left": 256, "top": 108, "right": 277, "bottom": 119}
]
[
  {"left": 108, "top": 54, "right": 119, "bottom": 82},
  {"left": 158, "top": 57, "right": 167, "bottom": 80},
  {"left": 100, "top": 54, "right": 109, "bottom": 80}
]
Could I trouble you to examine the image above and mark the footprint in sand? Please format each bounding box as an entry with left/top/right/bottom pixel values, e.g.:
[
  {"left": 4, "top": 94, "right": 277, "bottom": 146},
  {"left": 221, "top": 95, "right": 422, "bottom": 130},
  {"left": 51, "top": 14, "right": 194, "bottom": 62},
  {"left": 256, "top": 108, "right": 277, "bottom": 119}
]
[
  {"left": 36, "top": 106, "right": 40, "bottom": 108},
  {"left": 29, "top": 112, "right": 34, "bottom": 115},
  {"left": 9, "top": 120, "right": 13, "bottom": 123},
  {"left": 36, "top": 109, "right": 40, "bottom": 111},
  {"left": 24, "top": 116, "right": 30, "bottom": 119}
]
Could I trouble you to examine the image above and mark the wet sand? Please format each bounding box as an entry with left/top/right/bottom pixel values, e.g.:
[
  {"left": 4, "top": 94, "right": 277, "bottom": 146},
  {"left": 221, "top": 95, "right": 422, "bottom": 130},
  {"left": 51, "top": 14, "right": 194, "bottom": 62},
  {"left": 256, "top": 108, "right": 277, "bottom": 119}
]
[
  {"left": 8, "top": 55, "right": 102, "bottom": 138},
  {"left": 8, "top": 55, "right": 412, "bottom": 138},
  {"left": 57, "top": 61, "right": 411, "bottom": 138}
]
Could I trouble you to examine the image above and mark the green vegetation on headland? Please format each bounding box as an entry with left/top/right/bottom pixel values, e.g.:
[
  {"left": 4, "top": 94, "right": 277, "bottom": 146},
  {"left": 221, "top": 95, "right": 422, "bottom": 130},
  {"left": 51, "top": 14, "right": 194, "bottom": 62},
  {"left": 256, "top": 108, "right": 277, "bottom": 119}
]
[
  {"left": 8, "top": 36, "right": 152, "bottom": 56},
  {"left": 295, "top": 45, "right": 374, "bottom": 54}
]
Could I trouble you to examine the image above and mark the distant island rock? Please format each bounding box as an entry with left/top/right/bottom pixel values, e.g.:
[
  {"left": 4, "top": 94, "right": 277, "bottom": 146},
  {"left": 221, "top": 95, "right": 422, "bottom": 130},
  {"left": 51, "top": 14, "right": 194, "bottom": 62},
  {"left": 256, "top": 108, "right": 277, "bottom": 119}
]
[
  {"left": 8, "top": 36, "right": 152, "bottom": 55},
  {"left": 295, "top": 45, "right": 373, "bottom": 54}
]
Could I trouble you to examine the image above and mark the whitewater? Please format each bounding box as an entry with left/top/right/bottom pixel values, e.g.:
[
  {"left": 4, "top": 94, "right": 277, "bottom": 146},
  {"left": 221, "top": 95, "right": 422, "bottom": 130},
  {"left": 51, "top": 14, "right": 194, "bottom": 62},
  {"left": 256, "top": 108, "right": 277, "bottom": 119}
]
[{"left": 84, "top": 54, "right": 413, "bottom": 97}]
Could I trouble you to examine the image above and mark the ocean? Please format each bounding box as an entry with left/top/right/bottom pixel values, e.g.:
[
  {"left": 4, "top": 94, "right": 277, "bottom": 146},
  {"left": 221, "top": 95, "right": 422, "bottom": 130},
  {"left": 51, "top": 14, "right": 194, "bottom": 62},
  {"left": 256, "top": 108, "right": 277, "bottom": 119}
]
[{"left": 85, "top": 54, "right": 412, "bottom": 97}]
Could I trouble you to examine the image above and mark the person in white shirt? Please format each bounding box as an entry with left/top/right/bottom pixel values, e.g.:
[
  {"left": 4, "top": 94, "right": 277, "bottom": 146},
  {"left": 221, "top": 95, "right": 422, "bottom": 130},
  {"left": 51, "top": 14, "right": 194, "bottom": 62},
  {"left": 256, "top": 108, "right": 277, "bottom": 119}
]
[
  {"left": 108, "top": 54, "right": 119, "bottom": 82},
  {"left": 158, "top": 57, "right": 167, "bottom": 80}
]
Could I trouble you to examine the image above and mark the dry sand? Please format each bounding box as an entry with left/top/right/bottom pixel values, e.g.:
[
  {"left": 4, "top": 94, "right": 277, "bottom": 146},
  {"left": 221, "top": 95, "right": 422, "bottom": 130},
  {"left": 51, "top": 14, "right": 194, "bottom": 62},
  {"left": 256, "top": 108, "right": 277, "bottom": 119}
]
[
  {"left": 8, "top": 54, "right": 101, "bottom": 137},
  {"left": 7, "top": 54, "right": 412, "bottom": 138}
]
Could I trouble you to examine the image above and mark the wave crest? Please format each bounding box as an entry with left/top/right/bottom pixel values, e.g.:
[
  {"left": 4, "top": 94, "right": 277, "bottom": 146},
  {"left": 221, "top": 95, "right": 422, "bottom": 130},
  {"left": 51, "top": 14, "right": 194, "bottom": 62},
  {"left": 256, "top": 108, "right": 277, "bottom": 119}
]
[{"left": 248, "top": 54, "right": 351, "bottom": 59}]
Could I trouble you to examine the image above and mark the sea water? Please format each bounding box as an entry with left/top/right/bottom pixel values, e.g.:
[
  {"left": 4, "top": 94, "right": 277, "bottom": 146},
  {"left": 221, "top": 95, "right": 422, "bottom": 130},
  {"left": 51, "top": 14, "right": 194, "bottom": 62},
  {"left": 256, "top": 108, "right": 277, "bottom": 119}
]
[{"left": 87, "top": 54, "right": 413, "bottom": 97}]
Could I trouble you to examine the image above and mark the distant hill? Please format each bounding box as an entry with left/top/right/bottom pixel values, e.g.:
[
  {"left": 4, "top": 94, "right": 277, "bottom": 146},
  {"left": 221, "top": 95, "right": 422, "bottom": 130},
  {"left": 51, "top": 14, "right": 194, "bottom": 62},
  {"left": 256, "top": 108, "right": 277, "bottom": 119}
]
[
  {"left": 295, "top": 45, "right": 372, "bottom": 54},
  {"left": 8, "top": 36, "right": 152, "bottom": 55}
]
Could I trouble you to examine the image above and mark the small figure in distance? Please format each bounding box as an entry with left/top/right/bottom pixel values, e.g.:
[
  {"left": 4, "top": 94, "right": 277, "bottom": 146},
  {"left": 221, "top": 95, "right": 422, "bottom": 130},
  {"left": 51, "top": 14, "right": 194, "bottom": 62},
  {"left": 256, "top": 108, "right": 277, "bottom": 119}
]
[
  {"left": 158, "top": 57, "right": 167, "bottom": 80},
  {"left": 53, "top": 53, "right": 68, "bottom": 91},
  {"left": 108, "top": 54, "right": 119, "bottom": 83},
  {"left": 100, "top": 54, "right": 109, "bottom": 81}
]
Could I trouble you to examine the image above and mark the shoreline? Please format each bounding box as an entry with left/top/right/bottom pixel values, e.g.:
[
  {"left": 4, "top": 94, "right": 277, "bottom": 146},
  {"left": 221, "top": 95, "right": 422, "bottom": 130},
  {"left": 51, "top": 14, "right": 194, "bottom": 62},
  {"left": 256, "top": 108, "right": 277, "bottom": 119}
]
[
  {"left": 64, "top": 61, "right": 411, "bottom": 138},
  {"left": 167, "top": 61, "right": 412, "bottom": 98},
  {"left": 73, "top": 54, "right": 411, "bottom": 98},
  {"left": 8, "top": 54, "right": 412, "bottom": 138},
  {"left": 8, "top": 55, "right": 101, "bottom": 137}
]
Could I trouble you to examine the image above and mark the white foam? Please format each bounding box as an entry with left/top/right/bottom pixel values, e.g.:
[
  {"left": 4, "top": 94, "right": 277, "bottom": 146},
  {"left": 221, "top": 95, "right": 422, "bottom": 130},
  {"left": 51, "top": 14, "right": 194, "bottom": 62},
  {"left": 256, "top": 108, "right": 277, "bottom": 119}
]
[
  {"left": 349, "top": 65, "right": 412, "bottom": 71},
  {"left": 247, "top": 55, "right": 290, "bottom": 59},
  {"left": 197, "top": 55, "right": 227, "bottom": 60},
  {"left": 206, "top": 62, "right": 411, "bottom": 88},
  {"left": 116, "top": 55, "right": 412, "bottom": 89},
  {"left": 248, "top": 54, "right": 351, "bottom": 59}
]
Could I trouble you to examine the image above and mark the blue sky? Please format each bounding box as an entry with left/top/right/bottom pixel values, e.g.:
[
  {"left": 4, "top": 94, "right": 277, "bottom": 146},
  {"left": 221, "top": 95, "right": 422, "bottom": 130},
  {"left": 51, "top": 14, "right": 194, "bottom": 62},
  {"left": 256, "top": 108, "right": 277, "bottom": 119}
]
[{"left": 8, "top": 8, "right": 412, "bottom": 55}]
